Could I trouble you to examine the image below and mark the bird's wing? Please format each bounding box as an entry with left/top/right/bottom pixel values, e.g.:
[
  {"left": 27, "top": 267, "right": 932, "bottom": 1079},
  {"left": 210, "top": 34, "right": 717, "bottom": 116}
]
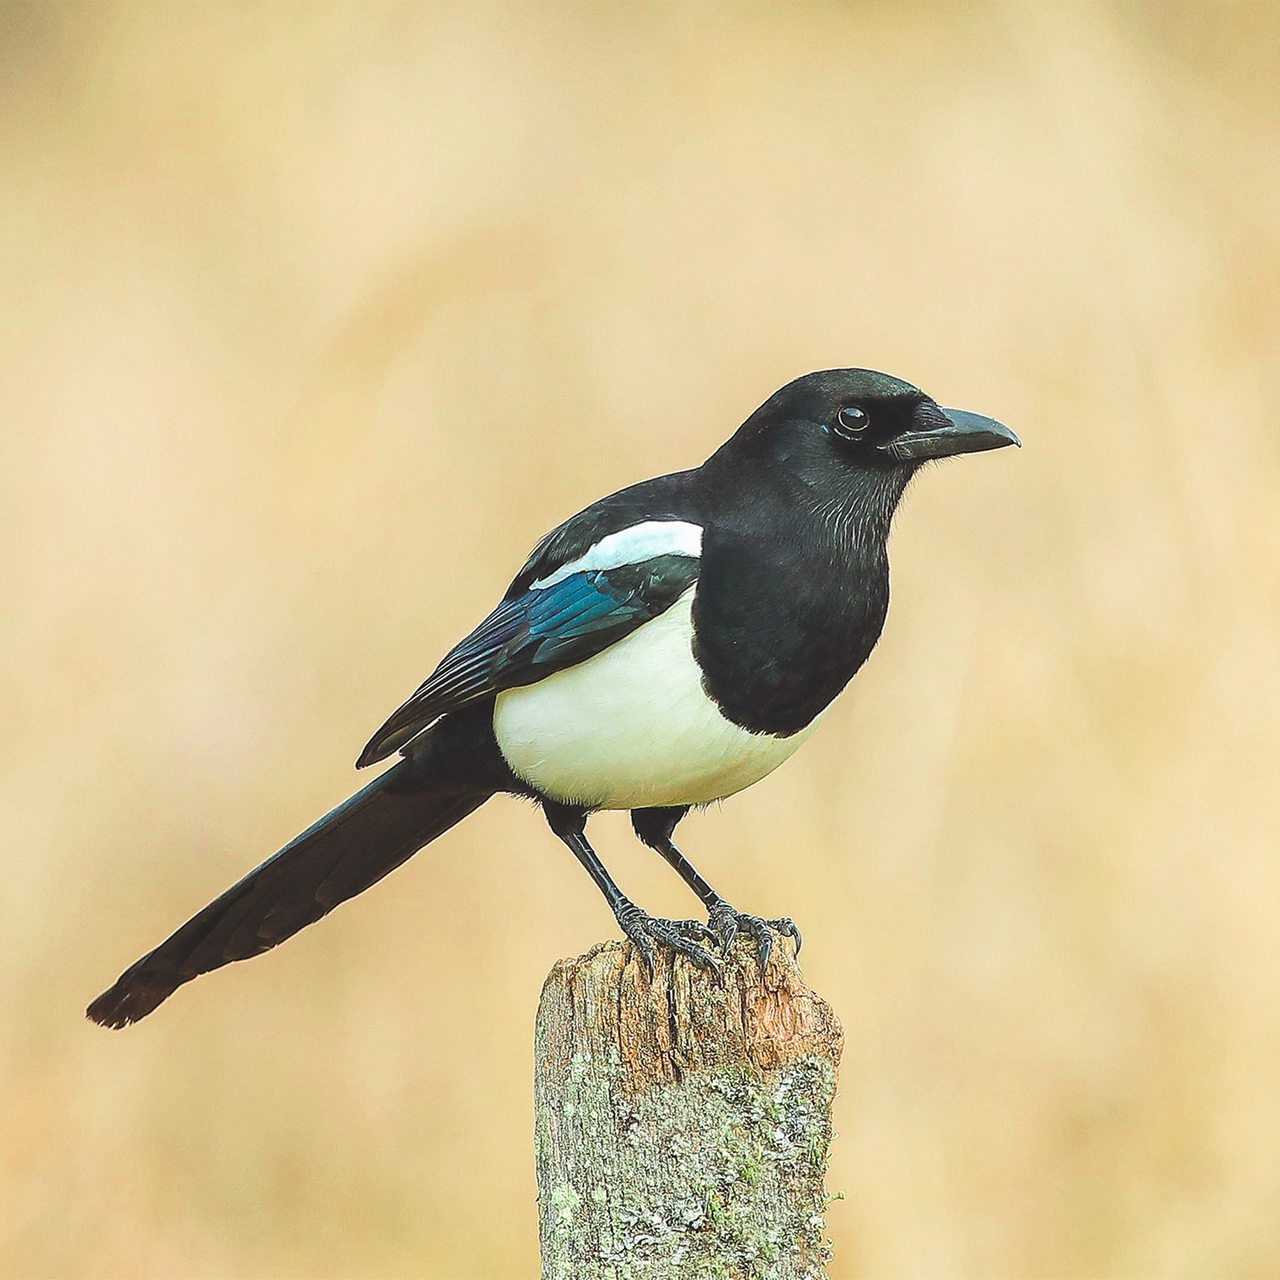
[
  {"left": 357, "top": 517, "right": 703, "bottom": 767},
  {"left": 503, "top": 470, "right": 699, "bottom": 598}
]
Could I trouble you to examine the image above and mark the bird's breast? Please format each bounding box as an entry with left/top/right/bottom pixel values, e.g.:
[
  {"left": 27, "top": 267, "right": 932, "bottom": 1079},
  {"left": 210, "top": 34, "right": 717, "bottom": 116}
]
[
  {"left": 690, "top": 525, "right": 891, "bottom": 735},
  {"left": 492, "top": 590, "right": 820, "bottom": 810}
]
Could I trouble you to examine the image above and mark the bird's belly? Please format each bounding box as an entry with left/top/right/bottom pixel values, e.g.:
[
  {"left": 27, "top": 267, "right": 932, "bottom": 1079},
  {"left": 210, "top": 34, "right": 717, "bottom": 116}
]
[{"left": 492, "top": 591, "right": 820, "bottom": 809}]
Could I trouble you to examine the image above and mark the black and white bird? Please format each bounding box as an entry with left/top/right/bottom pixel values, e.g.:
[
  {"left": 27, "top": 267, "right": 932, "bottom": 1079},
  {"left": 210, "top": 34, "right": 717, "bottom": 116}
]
[{"left": 88, "top": 368, "right": 1018, "bottom": 1028}]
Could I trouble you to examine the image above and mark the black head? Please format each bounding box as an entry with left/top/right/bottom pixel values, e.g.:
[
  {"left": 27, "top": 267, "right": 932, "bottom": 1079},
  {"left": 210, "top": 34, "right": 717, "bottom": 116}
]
[
  {"left": 704, "top": 368, "right": 1018, "bottom": 530},
  {"left": 728, "top": 367, "right": 1019, "bottom": 470}
]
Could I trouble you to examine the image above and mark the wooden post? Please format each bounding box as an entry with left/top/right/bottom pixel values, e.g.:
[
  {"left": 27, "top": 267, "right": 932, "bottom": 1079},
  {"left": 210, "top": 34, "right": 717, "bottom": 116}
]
[{"left": 534, "top": 938, "right": 844, "bottom": 1280}]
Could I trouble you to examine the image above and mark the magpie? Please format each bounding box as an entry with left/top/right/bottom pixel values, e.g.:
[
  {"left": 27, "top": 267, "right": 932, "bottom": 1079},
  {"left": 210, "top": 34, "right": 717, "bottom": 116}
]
[{"left": 87, "top": 368, "right": 1018, "bottom": 1028}]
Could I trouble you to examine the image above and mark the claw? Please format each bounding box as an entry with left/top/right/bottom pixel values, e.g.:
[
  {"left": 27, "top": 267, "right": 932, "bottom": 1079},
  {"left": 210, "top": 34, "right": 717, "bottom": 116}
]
[
  {"left": 774, "top": 917, "right": 802, "bottom": 956},
  {"left": 669, "top": 918, "right": 718, "bottom": 944},
  {"left": 707, "top": 902, "right": 740, "bottom": 952},
  {"left": 629, "top": 928, "right": 657, "bottom": 978},
  {"left": 616, "top": 905, "right": 721, "bottom": 975},
  {"left": 705, "top": 903, "right": 802, "bottom": 976},
  {"left": 739, "top": 915, "right": 774, "bottom": 972}
]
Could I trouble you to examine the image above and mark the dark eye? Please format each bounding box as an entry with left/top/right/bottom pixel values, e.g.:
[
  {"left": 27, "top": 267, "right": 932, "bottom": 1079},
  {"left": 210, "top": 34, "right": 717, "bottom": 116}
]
[{"left": 835, "top": 405, "right": 870, "bottom": 439}]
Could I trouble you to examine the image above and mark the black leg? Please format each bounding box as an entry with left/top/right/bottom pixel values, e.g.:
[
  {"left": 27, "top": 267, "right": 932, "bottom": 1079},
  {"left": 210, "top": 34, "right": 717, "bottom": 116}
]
[
  {"left": 542, "top": 800, "right": 718, "bottom": 975},
  {"left": 631, "top": 805, "right": 802, "bottom": 972},
  {"left": 630, "top": 807, "right": 719, "bottom": 906}
]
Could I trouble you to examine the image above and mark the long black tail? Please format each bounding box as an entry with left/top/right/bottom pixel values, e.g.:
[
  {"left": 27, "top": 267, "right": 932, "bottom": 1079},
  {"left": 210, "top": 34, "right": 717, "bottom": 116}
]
[{"left": 87, "top": 757, "right": 493, "bottom": 1028}]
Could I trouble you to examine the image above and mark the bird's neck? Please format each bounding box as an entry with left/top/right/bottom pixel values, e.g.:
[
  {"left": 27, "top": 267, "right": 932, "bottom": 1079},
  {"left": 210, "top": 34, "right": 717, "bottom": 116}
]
[
  {"left": 801, "top": 467, "right": 910, "bottom": 567},
  {"left": 691, "top": 466, "right": 909, "bottom": 736}
]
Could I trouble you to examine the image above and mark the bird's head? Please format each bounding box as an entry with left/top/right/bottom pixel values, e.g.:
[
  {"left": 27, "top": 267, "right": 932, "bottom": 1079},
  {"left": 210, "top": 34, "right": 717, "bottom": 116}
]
[{"left": 711, "top": 368, "right": 1019, "bottom": 522}]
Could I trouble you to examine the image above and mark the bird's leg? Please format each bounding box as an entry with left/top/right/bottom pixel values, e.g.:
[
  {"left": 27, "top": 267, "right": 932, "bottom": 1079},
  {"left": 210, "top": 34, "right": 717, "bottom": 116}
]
[
  {"left": 631, "top": 806, "right": 802, "bottom": 972},
  {"left": 542, "top": 800, "right": 719, "bottom": 976}
]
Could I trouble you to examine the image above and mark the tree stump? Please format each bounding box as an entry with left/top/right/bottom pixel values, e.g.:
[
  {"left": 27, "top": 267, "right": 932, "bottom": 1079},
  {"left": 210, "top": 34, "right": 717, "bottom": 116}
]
[{"left": 534, "top": 938, "right": 844, "bottom": 1279}]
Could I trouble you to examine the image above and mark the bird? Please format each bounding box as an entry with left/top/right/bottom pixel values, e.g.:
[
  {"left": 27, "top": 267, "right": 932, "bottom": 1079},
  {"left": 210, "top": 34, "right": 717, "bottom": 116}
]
[{"left": 87, "top": 368, "right": 1018, "bottom": 1028}]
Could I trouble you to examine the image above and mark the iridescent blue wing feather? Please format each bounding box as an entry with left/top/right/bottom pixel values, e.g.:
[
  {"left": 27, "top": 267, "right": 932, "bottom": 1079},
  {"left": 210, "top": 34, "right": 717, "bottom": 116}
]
[{"left": 357, "top": 552, "right": 699, "bottom": 767}]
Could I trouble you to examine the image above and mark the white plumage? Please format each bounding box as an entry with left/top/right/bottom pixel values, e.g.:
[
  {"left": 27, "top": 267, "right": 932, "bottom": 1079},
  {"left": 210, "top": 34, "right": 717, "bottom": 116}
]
[
  {"left": 493, "top": 589, "right": 820, "bottom": 809},
  {"left": 529, "top": 519, "right": 703, "bottom": 589}
]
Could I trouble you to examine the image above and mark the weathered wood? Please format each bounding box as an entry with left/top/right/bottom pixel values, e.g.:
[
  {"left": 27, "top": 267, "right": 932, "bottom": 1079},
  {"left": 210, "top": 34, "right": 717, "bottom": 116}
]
[{"left": 534, "top": 938, "right": 843, "bottom": 1280}]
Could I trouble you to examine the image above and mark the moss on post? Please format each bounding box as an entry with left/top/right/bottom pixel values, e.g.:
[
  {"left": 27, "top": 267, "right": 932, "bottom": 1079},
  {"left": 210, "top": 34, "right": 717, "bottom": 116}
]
[{"left": 534, "top": 938, "right": 844, "bottom": 1279}]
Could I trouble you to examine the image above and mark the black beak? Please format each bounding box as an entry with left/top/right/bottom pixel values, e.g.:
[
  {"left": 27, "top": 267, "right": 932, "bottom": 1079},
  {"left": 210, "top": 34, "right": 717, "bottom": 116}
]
[{"left": 879, "top": 402, "right": 1021, "bottom": 462}]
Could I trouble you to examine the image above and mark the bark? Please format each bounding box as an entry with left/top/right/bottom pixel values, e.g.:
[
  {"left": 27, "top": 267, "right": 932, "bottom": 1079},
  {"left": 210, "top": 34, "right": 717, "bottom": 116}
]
[{"left": 534, "top": 938, "right": 844, "bottom": 1280}]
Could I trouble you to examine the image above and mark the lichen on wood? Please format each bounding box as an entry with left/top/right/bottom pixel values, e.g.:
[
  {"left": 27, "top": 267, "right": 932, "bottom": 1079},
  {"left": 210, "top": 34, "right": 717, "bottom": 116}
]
[{"left": 534, "top": 937, "right": 844, "bottom": 1280}]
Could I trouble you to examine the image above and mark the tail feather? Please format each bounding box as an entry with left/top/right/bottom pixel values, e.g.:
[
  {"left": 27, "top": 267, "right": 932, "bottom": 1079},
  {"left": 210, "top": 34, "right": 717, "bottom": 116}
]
[{"left": 86, "top": 760, "right": 492, "bottom": 1028}]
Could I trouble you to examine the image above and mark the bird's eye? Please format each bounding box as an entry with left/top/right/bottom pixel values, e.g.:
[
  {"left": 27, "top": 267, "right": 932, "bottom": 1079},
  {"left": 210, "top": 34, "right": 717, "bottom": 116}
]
[{"left": 835, "top": 406, "right": 870, "bottom": 439}]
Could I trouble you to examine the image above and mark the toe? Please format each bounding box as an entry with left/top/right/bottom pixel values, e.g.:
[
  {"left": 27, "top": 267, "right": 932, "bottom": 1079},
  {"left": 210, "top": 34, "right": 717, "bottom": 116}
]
[
  {"left": 650, "top": 919, "right": 720, "bottom": 971},
  {"left": 629, "top": 933, "right": 657, "bottom": 977},
  {"left": 767, "top": 917, "right": 802, "bottom": 955},
  {"left": 618, "top": 910, "right": 658, "bottom": 976},
  {"left": 741, "top": 917, "right": 774, "bottom": 972},
  {"left": 617, "top": 909, "right": 720, "bottom": 974},
  {"left": 705, "top": 909, "right": 801, "bottom": 975},
  {"left": 707, "top": 903, "right": 740, "bottom": 951},
  {"left": 667, "top": 918, "right": 717, "bottom": 944}
]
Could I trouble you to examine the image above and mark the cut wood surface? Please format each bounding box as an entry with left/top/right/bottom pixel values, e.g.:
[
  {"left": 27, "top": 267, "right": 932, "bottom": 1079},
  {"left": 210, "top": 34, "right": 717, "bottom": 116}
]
[{"left": 534, "top": 938, "right": 844, "bottom": 1280}]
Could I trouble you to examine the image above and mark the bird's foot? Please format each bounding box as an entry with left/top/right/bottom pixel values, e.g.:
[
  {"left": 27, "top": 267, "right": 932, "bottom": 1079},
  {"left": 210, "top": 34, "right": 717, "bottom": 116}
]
[
  {"left": 707, "top": 901, "right": 802, "bottom": 973},
  {"left": 615, "top": 903, "right": 720, "bottom": 977}
]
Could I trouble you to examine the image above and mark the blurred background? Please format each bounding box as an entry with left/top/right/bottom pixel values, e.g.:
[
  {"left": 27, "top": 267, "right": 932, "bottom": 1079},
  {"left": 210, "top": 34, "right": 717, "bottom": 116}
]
[{"left": 3, "top": 2, "right": 1278, "bottom": 1276}]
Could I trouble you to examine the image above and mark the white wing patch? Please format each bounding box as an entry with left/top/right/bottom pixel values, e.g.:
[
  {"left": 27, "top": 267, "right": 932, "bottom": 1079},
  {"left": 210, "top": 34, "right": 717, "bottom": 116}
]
[{"left": 531, "top": 520, "right": 703, "bottom": 591}]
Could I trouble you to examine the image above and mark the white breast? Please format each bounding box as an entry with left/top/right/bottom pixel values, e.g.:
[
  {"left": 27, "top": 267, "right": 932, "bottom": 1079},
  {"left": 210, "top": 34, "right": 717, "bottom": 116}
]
[{"left": 492, "top": 589, "right": 820, "bottom": 809}]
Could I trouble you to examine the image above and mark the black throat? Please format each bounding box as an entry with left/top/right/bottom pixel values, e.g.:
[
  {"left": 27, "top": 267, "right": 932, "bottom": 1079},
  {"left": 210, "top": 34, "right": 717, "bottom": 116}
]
[{"left": 691, "top": 444, "right": 912, "bottom": 736}]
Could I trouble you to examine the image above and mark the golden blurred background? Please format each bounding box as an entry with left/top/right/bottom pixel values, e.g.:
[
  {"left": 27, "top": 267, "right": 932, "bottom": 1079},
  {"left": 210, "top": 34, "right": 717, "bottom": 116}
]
[{"left": 3, "top": 2, "right": 1278, "bottom": 1276}]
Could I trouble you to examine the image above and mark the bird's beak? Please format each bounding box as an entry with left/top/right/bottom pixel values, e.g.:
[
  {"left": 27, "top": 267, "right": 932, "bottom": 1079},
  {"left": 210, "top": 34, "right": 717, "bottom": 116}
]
[{"left": 879, "top": 402, "right": 1021, "bottom": 462}]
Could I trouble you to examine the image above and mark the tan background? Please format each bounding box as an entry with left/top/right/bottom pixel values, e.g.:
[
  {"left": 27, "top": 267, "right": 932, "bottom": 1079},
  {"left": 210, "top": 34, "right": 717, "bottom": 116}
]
[{"left": 4, "top": 3, "right": 1278, "bottom": 1276}]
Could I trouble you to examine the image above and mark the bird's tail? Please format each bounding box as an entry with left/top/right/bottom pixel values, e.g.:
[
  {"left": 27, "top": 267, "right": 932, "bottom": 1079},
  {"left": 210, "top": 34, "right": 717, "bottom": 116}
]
[{"left": 86, "top": 757, "right": 493, "bottom": 1028}]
